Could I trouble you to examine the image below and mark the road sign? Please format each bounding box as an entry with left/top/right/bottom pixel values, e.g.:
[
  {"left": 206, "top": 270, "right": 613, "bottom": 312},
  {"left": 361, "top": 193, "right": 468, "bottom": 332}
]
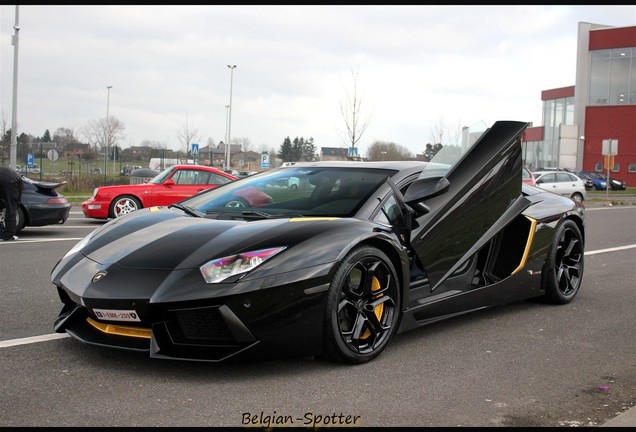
[
  {"left": 27, "top": 153, "right": 34, "bottom": 167},
  {"left": 602, "top": 139, "right": 618, "bottom": 156},
  {"left": 261, "top": 152, "right": 269, "bottom": 169},
  {"left": 47, "top": 149, "right": 59, "bottom": 162},
  {"left": 191, "top": 143, "right": 199, "bottom": 157}
]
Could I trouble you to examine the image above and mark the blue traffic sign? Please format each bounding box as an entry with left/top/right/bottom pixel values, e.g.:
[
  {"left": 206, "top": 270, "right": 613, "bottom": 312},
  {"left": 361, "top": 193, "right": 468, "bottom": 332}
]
[
  {"left": 261, "top": 152, "right": 269, "bottom": 169},
  {"left": 27, "top": 153, "right": 35, "bottom": 167},
  {"left": 191, "top": 143, "right": 199, "bottom": 156}
]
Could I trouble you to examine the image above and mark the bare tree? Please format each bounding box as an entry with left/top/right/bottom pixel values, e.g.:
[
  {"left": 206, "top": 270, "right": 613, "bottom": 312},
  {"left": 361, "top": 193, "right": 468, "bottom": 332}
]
[
  {"left": 367, "top": 140, "right": 413, "bottom": 161},
  {"left": 176, "top": 112, "right": 202, "bottom": 157},
  {"left": 80, "top": 116, "right": 126, "bottom": 153},
  {"left": 429, "top": 117, "right": 446, "bottom": 147},
  {"left": 338, "top": 67, "right": 371, "bottom": 158},
  {"left": 0, "top": 111, "right": 8, "bottom": 165},
  {"left": 429, "top": 117, "right": 465, "bottom": 147},
  {"left": 234, "top": 137, "right": 251, "bottom": 153}
]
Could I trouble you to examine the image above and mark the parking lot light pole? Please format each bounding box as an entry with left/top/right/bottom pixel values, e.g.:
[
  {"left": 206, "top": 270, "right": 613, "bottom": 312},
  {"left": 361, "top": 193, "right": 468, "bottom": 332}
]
[
  {"left": 104, "top": 85, "right": 112, "bottom": 183},
  {"left": 224, "top": 104, "right": 230, "bottom": 170},
  {"left": 226, "top": 64, "right": 236, "bottom": 171}
]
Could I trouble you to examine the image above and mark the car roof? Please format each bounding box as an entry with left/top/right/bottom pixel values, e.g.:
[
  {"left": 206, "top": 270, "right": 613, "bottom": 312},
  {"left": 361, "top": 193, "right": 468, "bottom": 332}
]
[
  {"left": 279, "top": 160, "right": 428, "bottom": 170},
  {"left": 172, "top": 164, "right": 223, "bottom": 171},
  {"left": 533, "top": 170, "right": 580, "bottom": 177}
]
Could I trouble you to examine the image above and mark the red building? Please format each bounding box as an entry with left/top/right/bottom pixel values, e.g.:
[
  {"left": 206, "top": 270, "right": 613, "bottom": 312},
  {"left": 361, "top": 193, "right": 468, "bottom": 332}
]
[{"left": 522, "top": 23, "right": 636, "bottom": 186}]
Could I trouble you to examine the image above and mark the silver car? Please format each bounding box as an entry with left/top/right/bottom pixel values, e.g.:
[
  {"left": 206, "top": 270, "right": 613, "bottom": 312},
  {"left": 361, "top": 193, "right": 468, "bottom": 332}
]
[{"left": 533, "top": 171, "right": 587, "bottom": 202}]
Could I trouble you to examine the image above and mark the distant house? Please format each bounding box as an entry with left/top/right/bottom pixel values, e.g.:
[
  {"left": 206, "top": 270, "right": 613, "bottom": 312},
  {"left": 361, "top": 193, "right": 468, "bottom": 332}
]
[{"left": 234, "top": 150, "right": 262, "bottom": 171}]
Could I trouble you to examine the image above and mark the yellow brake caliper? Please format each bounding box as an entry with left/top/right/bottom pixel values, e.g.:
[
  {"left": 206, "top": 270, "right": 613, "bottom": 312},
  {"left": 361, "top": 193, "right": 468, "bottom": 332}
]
[{"left": 361, "top": 275, "right": 384, "bottom": 340}]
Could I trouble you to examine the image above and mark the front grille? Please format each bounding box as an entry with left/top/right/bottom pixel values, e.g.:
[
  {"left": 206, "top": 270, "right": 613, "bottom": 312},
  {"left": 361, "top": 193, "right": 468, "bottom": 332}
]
[{"left": 171, "top": 306, "right": 234, "bottom": 342}]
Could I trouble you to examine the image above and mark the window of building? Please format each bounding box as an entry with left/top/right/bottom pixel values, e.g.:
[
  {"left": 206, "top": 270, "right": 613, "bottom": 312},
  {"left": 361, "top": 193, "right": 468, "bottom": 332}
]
[
  {"left": 612, "top": 163, "right": 620, "bottom": 172},
  {"left": 628, "top": 163, "right": 636, "bottom": 173},
  {"left": 589, "top": 47, "right": 635, "bottom": 106},
  {"left": 594, "top": 162, "right": 603, "bottom": 171}
]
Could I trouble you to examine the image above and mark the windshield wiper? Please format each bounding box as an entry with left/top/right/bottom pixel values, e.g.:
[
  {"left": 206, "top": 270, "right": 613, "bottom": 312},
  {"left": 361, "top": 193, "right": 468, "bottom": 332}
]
[
  {"left": 241, "top": 210, "right": 307, "bottom": 219},
  {"left": 204, "top": 209, "right": 304, "bottom": 220},
  {"left": 241, "top": 210, "right": 282, "bottom": 219},
  {"left": 171, "top": 203, "right": 201, "bottom": 217}
]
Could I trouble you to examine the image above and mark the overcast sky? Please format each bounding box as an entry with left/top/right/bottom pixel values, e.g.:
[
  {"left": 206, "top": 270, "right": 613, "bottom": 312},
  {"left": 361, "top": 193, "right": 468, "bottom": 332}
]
[{"left": 1, "top": 5, "right": 635, "bottom": 157}]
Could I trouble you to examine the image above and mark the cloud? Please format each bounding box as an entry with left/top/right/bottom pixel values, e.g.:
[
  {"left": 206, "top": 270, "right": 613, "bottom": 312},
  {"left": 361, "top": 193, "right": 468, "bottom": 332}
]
[{"left": 1, "top": 5, "right": 635, "bottom": 156}]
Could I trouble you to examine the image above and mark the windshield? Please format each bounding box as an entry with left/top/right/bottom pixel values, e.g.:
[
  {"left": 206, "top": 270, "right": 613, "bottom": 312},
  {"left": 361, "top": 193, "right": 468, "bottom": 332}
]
[
  {"left": 181, "top": 166, "right": 395, "bottom": 218},
  {"left": 418, "top": 121, "right": 488, "bottom": 180},
  {"left": 149, "top": 166, "right": 176, "bottom": 184}
]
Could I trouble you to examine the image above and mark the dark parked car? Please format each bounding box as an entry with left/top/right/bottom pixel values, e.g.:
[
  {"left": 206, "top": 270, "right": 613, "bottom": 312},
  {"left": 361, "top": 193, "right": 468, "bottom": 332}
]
[
  {"left": 579, "top": 171, "right": 627, "bottom": 190},
  {"left": 0, "top": 175, "right": 71, "bottom": 234},
  {"left": 51, "top": 121, "right": 585, "bottom": 364},
  {"left": 574, "top": 173, "right": 593, "bottom": 191},
  {"left": 577, "top": 171, "right": 607, "bottom": 191}
]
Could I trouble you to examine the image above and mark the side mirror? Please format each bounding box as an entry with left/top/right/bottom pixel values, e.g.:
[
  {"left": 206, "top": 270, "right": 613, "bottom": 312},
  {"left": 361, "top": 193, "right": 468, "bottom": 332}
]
[
  {"left": 404, "top": 176, "right": 450, "bottom": 203},
  {"left": 402, "top": 176, "right": 450, "bottom": 216},
  {"left": 164, "top": 178, "right": 175, "bottom": 186}
]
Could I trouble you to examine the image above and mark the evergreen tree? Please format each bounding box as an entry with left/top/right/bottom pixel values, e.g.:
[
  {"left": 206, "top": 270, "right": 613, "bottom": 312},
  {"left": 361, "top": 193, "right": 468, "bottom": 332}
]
[
  {"left": 277, "top": 137, "right": 294, "bottom": 162},
  {"left": 302, "top": 137, "right": 316, "bottom": 161}
]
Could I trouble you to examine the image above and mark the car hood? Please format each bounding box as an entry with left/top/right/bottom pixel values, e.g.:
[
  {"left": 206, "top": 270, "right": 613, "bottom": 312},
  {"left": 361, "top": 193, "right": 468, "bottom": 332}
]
[
  {"left": 96, "top": 183, "right": 156, "bottom": 192},
  {"left": 78, "top": 207, "right": 358, "bottom": 271}
]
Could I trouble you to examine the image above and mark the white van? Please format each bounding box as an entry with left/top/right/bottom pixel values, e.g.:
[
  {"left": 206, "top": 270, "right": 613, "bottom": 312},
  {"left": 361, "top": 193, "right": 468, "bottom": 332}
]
[{"left": 148, "top": 158, "right": 194, "bottom": 171}]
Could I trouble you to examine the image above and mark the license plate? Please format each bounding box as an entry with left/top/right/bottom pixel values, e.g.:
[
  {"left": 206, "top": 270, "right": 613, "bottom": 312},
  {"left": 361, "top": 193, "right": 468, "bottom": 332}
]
[{"left": 93, "top": 308, "right": 141, "bottom": 322}]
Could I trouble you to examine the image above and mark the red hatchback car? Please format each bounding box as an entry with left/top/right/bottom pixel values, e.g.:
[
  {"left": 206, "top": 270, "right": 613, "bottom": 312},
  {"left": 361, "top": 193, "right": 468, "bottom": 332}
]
[
  {"left": 522, "top": 166, "right": 536, "bottom": 186},
  {"left": 82, "top": 165, "right": 237, "bottom": 219}
]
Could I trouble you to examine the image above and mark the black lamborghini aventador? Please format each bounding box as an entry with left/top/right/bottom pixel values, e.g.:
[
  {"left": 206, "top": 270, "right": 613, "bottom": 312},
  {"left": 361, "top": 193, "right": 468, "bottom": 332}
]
[{"left": 51, "top": 120, "right": 585, "bottom": 364}]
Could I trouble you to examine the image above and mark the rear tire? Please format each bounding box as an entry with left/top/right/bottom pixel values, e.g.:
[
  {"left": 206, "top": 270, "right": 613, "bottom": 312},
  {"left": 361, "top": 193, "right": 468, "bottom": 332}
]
[
  {"left": 0, "top": 203, "right": 25, "bottom": 233},
  {"left": 323, "top": 245, "right": 401, "bottom": 364},
  {"left": 541, "top": 219, "right": 584, "bottom": 304},
  {"left": 571, "top": 192, "right": 584, "bottom": 202},
  {"left": 15, "top": 206, "right": 26, "bottom": 233}
]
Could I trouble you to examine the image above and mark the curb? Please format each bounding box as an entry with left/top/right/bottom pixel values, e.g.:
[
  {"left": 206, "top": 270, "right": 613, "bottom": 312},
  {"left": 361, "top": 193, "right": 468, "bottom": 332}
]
[{"left": 601, "top": 405, "right": 636, "bottom": 427}]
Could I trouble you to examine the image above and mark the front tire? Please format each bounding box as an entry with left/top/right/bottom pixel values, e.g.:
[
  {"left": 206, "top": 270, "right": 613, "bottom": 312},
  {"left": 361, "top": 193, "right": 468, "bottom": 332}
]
[
  {"left": 110, "top": 195, "right": 141, "bottom": 218},
  {"left": 323, "top": 245, "right": 401, "bottom": 364},
  {"left": 541, "top": 219, "right": 584, "bottom": 304}
]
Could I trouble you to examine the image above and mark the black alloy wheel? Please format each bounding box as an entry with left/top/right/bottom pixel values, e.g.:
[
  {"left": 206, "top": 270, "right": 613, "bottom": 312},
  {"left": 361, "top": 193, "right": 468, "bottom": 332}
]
[
  {"left": 323, "top": 245, "right": 401, "bottom": 364},
  {"left": 542, "top": 219, "right": 584, "bottom": 304}
]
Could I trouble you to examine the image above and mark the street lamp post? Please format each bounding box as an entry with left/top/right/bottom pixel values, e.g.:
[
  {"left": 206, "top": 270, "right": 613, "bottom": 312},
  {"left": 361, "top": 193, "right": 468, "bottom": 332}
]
[
  {"left": 226, "top": 64, "right": 236, "bottom": 171},
  {"left": 104, "top": 85, "right": 112, "bottom": 182},
  {"left": 224, "top": 104, "right": 230, "bottom": 170}
]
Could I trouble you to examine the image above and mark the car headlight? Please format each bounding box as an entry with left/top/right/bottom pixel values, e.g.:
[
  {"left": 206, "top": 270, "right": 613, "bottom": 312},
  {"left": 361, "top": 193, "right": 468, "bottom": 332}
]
[{"left": 200, "top": 247, "right": 287, "bottom": 283}]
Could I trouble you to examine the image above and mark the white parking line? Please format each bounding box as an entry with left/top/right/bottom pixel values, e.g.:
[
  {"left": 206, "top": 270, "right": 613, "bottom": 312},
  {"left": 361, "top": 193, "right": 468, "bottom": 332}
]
[
  {"left": 0, "top": 333, "right": 69, "bottom": 348},
  {"left": 584, "top": 244, "right": 636, "bottom": 255},
  {"left": 0, "top": 238, "right": 83, "bottom": 244}
]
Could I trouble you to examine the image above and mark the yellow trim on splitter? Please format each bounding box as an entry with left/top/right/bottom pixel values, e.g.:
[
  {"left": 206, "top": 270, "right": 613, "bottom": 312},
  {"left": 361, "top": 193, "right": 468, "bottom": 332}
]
[{"left": 87, "top": 317, "right": 152, "bottom": 339}]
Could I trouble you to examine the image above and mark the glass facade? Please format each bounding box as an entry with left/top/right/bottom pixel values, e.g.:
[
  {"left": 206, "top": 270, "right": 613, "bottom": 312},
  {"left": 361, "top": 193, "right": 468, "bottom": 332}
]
[
  {"left": 522, "top": 95, "right": 575, "bottom": 171},
  {"left": 589, "top": 47, "right": 635, "bottom": 105}
]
